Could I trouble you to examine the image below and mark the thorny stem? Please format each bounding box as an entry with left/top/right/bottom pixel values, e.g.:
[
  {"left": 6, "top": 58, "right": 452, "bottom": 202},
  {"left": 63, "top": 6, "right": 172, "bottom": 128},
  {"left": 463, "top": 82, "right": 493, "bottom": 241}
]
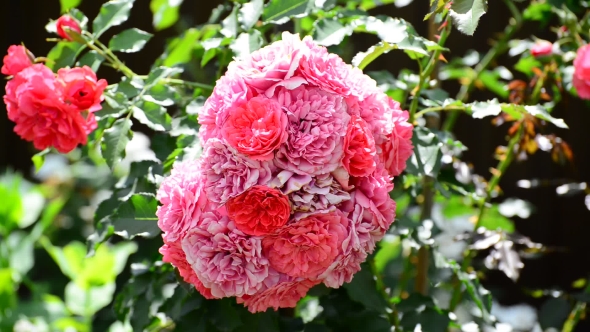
[
  {"left": 562, "top": 278, "right": 590, "bottom": 331},
  {"left": 449, "top": 125, "right": 524, "bottom": 310},
  {"left": 442, "top": 0, "right": 523, "bottom": 131},
  {"left": 408, "top": 16, "right": 452, "bottom": 123},
  {"left": 370, "top": 258, "right": 401, "bottom": 329}
]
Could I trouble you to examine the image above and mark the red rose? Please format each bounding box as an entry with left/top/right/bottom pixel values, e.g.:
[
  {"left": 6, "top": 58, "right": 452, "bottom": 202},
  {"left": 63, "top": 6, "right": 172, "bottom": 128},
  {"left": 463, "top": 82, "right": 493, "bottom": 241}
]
[
  {"left": 262, "top": 210, "right": 348, "bottom": 279},
  {"left": 342, "top": 115, "right": 377, "bottom": 177},
  {"left": 56, "top": 66, "right": 107, "bottom": 112},
  {"left": 56, "top": 15, "right": 81, "bottom": 41},
  {"left": 1, "top": 45, "right": 33, "bottom": 76},
  {"left": 226, "top": 185, "right": 291, "bottom": 236},
  {"left": 4, "top": 64, "right": 97, "bottom": 153}
]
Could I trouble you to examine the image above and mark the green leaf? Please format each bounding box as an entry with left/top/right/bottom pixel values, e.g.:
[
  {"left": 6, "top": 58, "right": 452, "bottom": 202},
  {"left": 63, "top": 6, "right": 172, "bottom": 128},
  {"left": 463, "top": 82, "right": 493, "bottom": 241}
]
[
  {"left": 96, "top": 92, "right": 128, "bottom": 119},
  {"left": 93, "top": 0, "right": 135, "bottom": 38},
  {"left": 103, "top": 118, "right": 133, "bottom": 169},
  {"left": 374, "top": 236, "right": 401, "bottom": 273},
  {"left": 77, "top": 50, "right": 105, "bottom": 72},
  {"left": 112, "top": 194, "right": 160, "bottom": 239},
  {"left": 524, "top": 105, "right": 569, "bottom": 129},
  {"left": 344, "top": 263, "right": 388, "bottom": 313},
  {"left": 480, "top": 206, "right": 515, "bottom": 232},
  {"left": 65, "top": 281, "right": 116, "bottom": 316},
  {"left": 109, "top": 28, "right": 153, "bottom": 53},
  {"left": 449, "top": 0, "right": 487, "bottom": 35},
  {"left": 239, "top": 0, "right": 264, "bottom": 30},
  {"left": 208, "top": 299, "right": 243, "bottom": 331},
  {"left": 523, "top": 3, "right": 553, "bottom": 22},
  {"left": 230, "top": 31, "right": 263, "bottom": 59},
  {"left": 401, "top": 307, "right": 450, "bottom": 332},
  {"left": 146, "top": 66, "right": 183, "bottom": 88},
  {"left": 406, "top": 127, "right": 443, "bottom": 178},
  {"left": 479, "top": 70, "right": 509, "bottom": 99},
  {"left": 221, "top": 6, "right": 239, "bottom": 38},
  {"left": 163, "top": 29, "right": 200, "bottom": 67},
  {"left": 31, "top": 149, "right": 50, "bottom": 174},
  {"left": 313, "top": 18, "right": 353, "bottom": 47},
  {"left": 514, "top": 56, "right": 542, "bottom": 76},
  {"left": 7, "top": 231, "right": 34, "bottom": 276},
  {"left": 0, "top": 269, "right": 16, "bottom": 314},
  {"left": 470, "top": 99, "right": 502, "bottom": 119},
  {"left": 150, "top": 0, "right": 184, "bottom": 31},
  {"left": 132, "top": 102, "right": 171, "bottom": 132},
  {"left": 46, "top": 42, "right": 84, "bottom": 71},
  {"left": 60, "top": 0, "right": 82, "bottom": 13},
  {"left": 263, "top": 0, "right": 312, "bottom": 24}
]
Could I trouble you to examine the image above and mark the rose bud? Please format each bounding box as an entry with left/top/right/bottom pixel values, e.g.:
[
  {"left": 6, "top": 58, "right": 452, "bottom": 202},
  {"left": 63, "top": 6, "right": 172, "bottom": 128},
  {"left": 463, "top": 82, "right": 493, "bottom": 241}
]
[
  {"left": 531, "top": 40, "right": 553, "bottom": 58},
  {"left": 56, "top": 15, "right": 82, "bottom": 41}
]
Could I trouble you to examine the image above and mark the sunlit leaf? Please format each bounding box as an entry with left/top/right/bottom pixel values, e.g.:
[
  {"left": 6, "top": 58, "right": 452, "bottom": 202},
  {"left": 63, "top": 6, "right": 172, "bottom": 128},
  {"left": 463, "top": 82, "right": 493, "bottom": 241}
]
[
  {"left": 93, "top": 0, "right": 135, "bottom": 38},
  {"left": 313, "top": 18, "right": 353, "bottom": 47},
  {"left": 239, "top": 0, "right": 264, "bottom": 30},
  {"left": 263, "top": 0, "right": 312, "bottom": 24},
  {"left": 103, "top": 118, "right": 133, "bottom": 169},
  {"left": 109, "top": 28, "right": 153, "bottom": 53},
  {"left": 77, "top": 50, "right": 105, "bottom": 72},
  {"left": 112, "top": 194, "right": 160, "bottom": 239},
  {"left": 46, "top": 42, "right": 84, "bottom": 71},
  {"left": 60, "top": 0, "right": 82, "bottom": 13},
  {"left": 449, "top": 0, "right": 487, "bottom": 35},
  {"left": 150, "top": 0, "right": 184, "bottom": 31}
]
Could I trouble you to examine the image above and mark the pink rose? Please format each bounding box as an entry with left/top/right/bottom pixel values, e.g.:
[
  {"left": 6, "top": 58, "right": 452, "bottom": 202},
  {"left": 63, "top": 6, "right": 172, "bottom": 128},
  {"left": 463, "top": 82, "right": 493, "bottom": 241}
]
[
  {"left": 222, "top": 96, "right": 288, "bottom": 161},
  {"left": 198, "top": 71, "right": 253, "bottom": 143},
  {"left": 350, "top": 167, "right": 396, "bottom": 234},
  {"left": 181, "top": 212, "right": 274, "bottom": 298},
  {"left": 274, "top": 86, "right": 350, "bottom": 175},
  {"left": 202, "top": 139, "right": 275, "bottom": 204},
  {"left": 234, "top": 31, "right": 306, "bottom": 93},
  {"left": 573, "top": 45, "right": 590, "bottom": 100},
  {"left": 237, "top": 277, "right": 319, "bottom": 313},
  {"left": 226, "top": 185, "right": 291, "bottom": 236},
  {"left": 5, "top": 64, "right": 96, "bottom": 153},
  {"left": 1, "top": 45, "right": 33, "bottom": 76},
  {"left": 299, "top": 36, "right": 351, "bottom": 95},
  {"left": 56, "top": 15, "right": 81, "bottom": 41},
  {"left": 160, "top": 238, "right": 214, "bottom": 299},
  {"left": 156, "top": 160, "right": 209, "bottom": 242},
  {"left": 342, "top": 115, "right": 377, "bottom": 177},
  {"left": 56, "top": 66, "right": 107, "bottom": 112},
  {"left": 381, "top": 110, "right": 413, "bottom": 177},
  {"left": 262, "top": 210, "right": 348, "bottom": 279},
  {"left": 531, "top": 40, "right": 553, "bottom": 58}
]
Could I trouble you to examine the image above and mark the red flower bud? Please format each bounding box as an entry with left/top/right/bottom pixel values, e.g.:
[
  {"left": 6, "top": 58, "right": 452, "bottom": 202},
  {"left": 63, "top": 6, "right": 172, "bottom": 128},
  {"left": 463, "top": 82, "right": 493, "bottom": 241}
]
[
  {"left": 531, "top": 40, "right": 553, "bottom": 58},
  {"left": 56, "top": 15, "right": 81, "bottom": 41}
]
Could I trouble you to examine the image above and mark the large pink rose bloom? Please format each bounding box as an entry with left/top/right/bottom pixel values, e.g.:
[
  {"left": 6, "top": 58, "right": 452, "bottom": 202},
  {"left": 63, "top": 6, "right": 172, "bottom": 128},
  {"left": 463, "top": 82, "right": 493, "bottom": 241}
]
[
  {"left": 202, "top": 138, "right": 274, "bottom": 204},
  {"left": 156, "top": 160, "right": 209, "bottom": 242},
  {"left": 222, "top": 96, "right": 288, "bottom": 161},
  {"left": 56, "top": 66, "right": 107, "bottom": 112},
  {"left": 160, "top": 238, "right": 214, "bottom": 299},
  {"left": 181, "top": 211, "right": 274, "bottom": 298},
  {"left": 262, "top": 210, "right": 348, "bottom": 279},
  {"left": 343, "top": 115, "right": 377, "bottom": 177},
  {"left": 298, "top": 36, "right": 351, "bottom": 96},
  {"left": 234, "top": 31, "right": 307, "bottom": 94},
  {"left": 198, "top": 71, "right": 253, "bottom": 143},
  {"left": 381, "top": 110, "right": 414, "bottom": 177},
  {"left": 237, "top": 277, "right": 319, "bottom": 313},
  {"left": 1, "top": 45, "right": 33, "bottom": 76},
  {"left": 573, "top": 45, "right": 590, "bottom": 100},
  {"left": 275, "top": 86, "right": 350, "bottom": 175}
]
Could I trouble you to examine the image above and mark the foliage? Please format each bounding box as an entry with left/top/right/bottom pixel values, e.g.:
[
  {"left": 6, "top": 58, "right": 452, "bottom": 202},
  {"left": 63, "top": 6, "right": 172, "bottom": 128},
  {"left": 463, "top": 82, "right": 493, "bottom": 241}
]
[{"left": 3, "top": 0, "right": 590, "bottom": 331}]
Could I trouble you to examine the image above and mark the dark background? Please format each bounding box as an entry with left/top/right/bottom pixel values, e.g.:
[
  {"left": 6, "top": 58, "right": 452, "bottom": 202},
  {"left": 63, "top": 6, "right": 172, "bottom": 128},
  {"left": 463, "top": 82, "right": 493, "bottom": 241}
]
[{"left": 2, "top": 0, "right": 590, "bottom": 323}]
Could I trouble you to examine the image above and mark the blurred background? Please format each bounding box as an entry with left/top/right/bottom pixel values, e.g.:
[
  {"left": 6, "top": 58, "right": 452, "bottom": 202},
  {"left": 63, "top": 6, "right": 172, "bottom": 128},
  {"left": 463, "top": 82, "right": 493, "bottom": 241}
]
[{"left": 2, "top": 0, "right": 590, "bottom": 330}]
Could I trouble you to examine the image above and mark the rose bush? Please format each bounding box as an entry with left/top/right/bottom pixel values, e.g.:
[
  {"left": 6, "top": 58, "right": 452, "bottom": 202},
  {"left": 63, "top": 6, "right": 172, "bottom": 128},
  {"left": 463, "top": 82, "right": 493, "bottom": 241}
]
[{"left": 1, "top": 0, "right": 590, "bottom": 331}]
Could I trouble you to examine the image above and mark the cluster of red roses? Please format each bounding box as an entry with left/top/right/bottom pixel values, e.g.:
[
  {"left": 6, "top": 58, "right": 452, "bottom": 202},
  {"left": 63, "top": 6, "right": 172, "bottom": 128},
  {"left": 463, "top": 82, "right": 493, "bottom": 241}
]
[{"left": 2, "top": 16, "right": 106, "bottom": 153}]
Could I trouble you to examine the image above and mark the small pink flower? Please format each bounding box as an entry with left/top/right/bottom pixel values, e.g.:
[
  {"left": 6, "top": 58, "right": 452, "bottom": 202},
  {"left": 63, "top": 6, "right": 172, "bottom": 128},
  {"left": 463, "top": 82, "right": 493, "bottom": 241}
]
[
  {"left": 274, "top": 86, "right": 350, "bottom": 175},
  {"left": 263, "top": 210, "right": 348, "bottom": 279},
  {"left": 531, "top": 40, "right": 553, "bottom": 58},
  {"left": 573, "top": 45, "right": 590, "bottom": 100},
  {"left": 222, "top": 96, "right": 288, "bottom": 161},
  {"left": 226, "top": 185, "right": 291, "bottom": 236},
  {"left": 202, "top": 138, "right": 274, "bottom": 204},
  {"left": 156, "top": 160, "right": 209, "bottom": 242},
  {"left": 56, "top": 66, "right": 107, "bottom": 112},
  {"left": 343, "top": 115, "right": 377, "bottom": 177},
  {"left": 351, "top": 167, "right": 396, "bottom": 235},
  {"left": 1, "top": 45, "right": 33, "bottom": 76},
  {"left": 299, "top": 36, "right": 351, "bottom": 95},
  {"left": 160, "top": 238, "right": 214, "bottom": 299},
  {"left": 237, "top": 277, "right": 319, "bottom": 313},
  {"left": 4, "top": 64, "right": 96, "bottom": 153},
  {"left": 56, "top": 15, "right": 81, "bottom": 41},
  {"left": 381, "top": 110, "right": 413, "bottom": 177},
  {"left": 181, "top": 211, "right": 274, "bottom": 298}
]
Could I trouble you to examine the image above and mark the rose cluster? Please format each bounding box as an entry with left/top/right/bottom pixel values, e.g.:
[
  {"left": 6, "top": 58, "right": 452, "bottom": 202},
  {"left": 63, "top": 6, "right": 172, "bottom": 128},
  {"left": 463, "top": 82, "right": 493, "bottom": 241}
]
[
  {"left": 156, "top": 32, "right": 413, "bottom": 312},
  {"left": 2, "top": 16, "right": 106, "bottom": 153}
]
